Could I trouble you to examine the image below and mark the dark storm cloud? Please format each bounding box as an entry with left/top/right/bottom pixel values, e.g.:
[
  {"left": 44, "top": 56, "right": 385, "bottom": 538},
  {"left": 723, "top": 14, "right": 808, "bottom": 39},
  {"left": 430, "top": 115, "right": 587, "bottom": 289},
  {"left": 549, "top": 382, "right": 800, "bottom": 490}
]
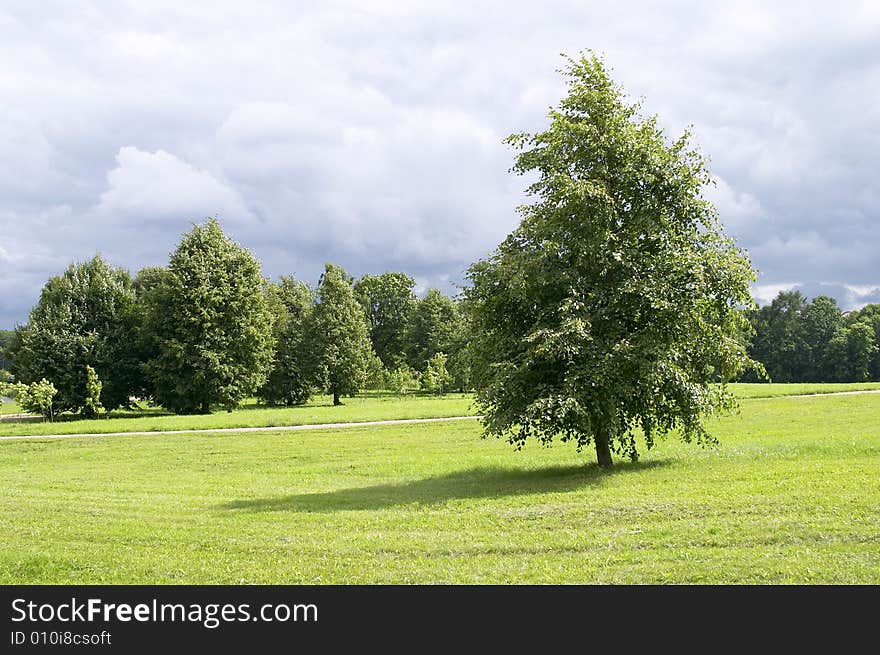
[{"left": 1, "top": 1, "right": 878, "bottom": 327}]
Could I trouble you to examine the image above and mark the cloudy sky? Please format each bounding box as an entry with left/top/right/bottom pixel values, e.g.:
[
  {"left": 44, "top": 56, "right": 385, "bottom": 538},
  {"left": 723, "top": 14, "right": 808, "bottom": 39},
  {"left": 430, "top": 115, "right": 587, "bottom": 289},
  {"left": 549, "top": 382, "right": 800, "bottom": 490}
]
[{"left": 1, "top": 1, "right": 878, "bottom": 327}]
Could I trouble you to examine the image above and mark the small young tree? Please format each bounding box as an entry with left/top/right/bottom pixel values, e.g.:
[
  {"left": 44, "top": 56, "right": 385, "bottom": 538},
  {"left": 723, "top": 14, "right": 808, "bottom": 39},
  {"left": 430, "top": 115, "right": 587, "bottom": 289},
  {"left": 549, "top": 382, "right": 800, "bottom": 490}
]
[
  {"left": 421, "top": 352, "right": 452, "bottom": 395},
  {"left": 14, "top": 379, "right": 57, "bottom": 421},
  {"left": 354, "top": 273, "right": 416, "bottom": 368},
  {"left": 307, "top": 263, "right": 373, "bottom": 406},
  {"left": 83, "top": 365, "right": 104, "bottom": 418},
  {"left": 465, "top": 53, "right": 759, "bottom": 467},
  {"left": 364, "top": 351, "right": 388, "bottom": 391},
  {"left": 388, "top": 364, "right": 419, "bottom": 396}
]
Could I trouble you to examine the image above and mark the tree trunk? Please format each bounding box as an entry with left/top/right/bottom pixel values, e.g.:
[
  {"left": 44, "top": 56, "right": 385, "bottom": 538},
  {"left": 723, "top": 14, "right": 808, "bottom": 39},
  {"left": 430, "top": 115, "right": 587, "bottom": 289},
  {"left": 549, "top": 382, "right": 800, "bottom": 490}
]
[
  {"left": 594, "top": 425, "right": 613, "bottom": 468},
  {"left": 333, "top": 391, "right": 342, "bottom": 406},
  {"left": 200, "top": 400, "right": 211, "bottom": 414}
]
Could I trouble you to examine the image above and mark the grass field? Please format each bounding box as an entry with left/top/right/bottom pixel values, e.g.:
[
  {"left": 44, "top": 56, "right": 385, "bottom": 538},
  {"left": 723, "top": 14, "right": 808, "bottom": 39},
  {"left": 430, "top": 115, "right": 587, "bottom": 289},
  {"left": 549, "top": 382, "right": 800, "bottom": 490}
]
[
  {"left": 0, "top": 390, "right": 877, "bottom": 583},
  {"left": 0, "top": 393, "right": 476, "bottom": 436},
  {"left": 2, "top": 383, "right": 879, "bottom": 437},
  {"left": 0, "top": 399, "right": 21, "bottom": 415},
  {"left": 731, "top": 382, "right": 880, "bottom": 398}
]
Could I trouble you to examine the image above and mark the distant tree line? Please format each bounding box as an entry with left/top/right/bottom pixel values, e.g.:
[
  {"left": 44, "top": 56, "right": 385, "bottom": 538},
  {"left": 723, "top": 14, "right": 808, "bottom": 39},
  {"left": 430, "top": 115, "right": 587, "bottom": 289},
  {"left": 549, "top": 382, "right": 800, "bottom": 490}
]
[
  {"left": 2, "top": 219, "right": 470, "bottom": 417},
  {"left": 2, "top": 219, "right": 877, "bottom": 420},
  {"left": 744, "top": 291, "right": 879, "bottom": 382}
]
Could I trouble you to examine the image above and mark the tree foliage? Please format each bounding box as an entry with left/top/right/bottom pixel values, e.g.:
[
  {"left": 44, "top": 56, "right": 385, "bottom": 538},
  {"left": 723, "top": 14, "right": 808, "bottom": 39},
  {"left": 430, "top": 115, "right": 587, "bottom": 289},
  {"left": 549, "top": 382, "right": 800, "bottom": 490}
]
[
  {"left": 745, "top": 293, "right": 879, "bottom": 382},
  {"left": 465, "top": 53, "right": 758, "bottom": 467},
  {"left": 0, "top": 329, "right": 14, "bottom": 370},
  {"left": 406, "top": 289, "right": 464, "bottom": 370},
  {"left": 83, "top": 365, "right": 104, "bottom": 418},
  {"left": 388, "top": 363, "right": 419, "bottom": 396},
  {"left": 354, "top": 272, "right": 416, "bottom": 368},
  {"left": 142, "top": 219, "right": 275, "bottom": 414},
  {"left": 258, "top": 277, "right": 315, "bottom": 406},
  {"left": 1, "top": 379, "right": 57, "bottom": 420},
  {"left": 421, "top": 352, "right": 452, "bottom": 395},
  {"left": 307, "top": 263, "right": 373, "bottom": 405},
  {"left": 10, "top": 255, "right": 142, "bottom": 413}
]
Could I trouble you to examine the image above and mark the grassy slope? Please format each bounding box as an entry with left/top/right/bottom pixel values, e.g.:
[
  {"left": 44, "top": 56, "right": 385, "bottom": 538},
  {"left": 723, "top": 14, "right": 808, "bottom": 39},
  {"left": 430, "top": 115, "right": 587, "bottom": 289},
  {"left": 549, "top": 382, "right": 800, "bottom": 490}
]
[
  {"left": 0, "top": 393, "right": 877, "bottom": 583},
  {"left": 0, "top": 393, "right": 476, "bottom": 436},
  {"left": 2, "top": 383, "right": 880, "bottom": 437}
]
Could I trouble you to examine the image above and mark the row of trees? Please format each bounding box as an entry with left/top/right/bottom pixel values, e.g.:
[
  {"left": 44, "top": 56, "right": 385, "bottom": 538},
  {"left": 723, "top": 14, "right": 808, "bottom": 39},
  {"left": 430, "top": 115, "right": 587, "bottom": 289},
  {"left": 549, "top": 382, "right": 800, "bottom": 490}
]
[
  {"left": 1, "top": 53, "right": 874, "bottom": 468},
  {"left": 745, "top": 291, "right": 879, "bottom": 383},
  {"left": 3, "top": 220, "right": 469, "bottom": 416}
]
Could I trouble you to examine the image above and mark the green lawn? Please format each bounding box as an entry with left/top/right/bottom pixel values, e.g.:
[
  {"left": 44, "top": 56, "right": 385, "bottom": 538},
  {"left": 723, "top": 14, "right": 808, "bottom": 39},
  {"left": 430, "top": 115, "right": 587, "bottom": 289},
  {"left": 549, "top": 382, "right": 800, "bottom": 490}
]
[
  {"left": 2, "top": 383, "right": 879, "bottom": 437},
  {"left": 731, "top": 382, "right": 880, "bottom": 398},
  {"left": 0, "top": 392, "right": 476, "bottom": 436},
  {"left": 0, "top": 392, "right": 877, "bottom": 583},
  {"left": 0, "top": 399, "right": 21, "bottom": 415}
]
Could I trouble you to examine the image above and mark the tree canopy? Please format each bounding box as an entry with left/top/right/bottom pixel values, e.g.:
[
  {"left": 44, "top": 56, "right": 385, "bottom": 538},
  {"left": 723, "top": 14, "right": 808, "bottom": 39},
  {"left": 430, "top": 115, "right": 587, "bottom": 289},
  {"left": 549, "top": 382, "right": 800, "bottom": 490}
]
[
  {"left": 142, "top": 219, "right": 275, "bottom": 413},
  {"left": 353, "top": 272, "right": 416, "bottom": 368},
  {"left": 10, "top": 255, "right": 142, "bottom": 413},
  {"left": 465, "top": 53, "right": 758, "bottom": 467},
  {"left": 307, "top": 263, "right": 373, "bottom": 406},
  {"left": 258, "top": 276, "right": 315, "bottom": 406},
  {"left": 745, "top": 292, "right": 878, "bottom": 383},
  {"left": 405, "top": 288, "right": 464, "bottom": 370}
]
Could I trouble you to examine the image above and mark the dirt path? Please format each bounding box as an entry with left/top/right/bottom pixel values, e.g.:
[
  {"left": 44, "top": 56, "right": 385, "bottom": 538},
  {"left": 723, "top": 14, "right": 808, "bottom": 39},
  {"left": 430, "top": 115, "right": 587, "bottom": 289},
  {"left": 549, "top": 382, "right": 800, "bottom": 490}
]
[
  {"left": 772, "top": 389, "right": 880, "bottom": 399},
  {"left": 0, "top": 415, "right": 482, "bottom": 442}
]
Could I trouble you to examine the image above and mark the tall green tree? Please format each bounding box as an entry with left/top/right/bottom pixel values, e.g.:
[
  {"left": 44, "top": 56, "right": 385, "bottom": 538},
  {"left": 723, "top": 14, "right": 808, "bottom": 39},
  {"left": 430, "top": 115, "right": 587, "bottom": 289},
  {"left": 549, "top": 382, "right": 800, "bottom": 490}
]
[
  {"left": 258, "top": 276, "right": 315, "bottom": 406},
  {"left": 800, "top": 296, "right": 843, "bottom": 381},
  {"left": 353, "top": 272, "right": 416, "bottom": 368},
  {"left": 405, "top": 289, "right": 463, "bottom": 370},
  {"left": 10, "top": 255, "right": 142, "bottom": 413},
  {"left": 747, "top": 291, "right": 810, "bottom": 382},
  {"left": 823, "top": 322, "right": 876, "bottom": 382},
  {"left": 846, "top": 304, "right": 880, "bottom": 381},
  {"left": 308, "top": 263, "right": 373, "bottom": 405},
  {"left": 465, "top": 53, "right": 758, "bottom": 467},
  {"left": 143, "top": 219, "right": 275, "bottom": 414},
  {"left": 0, "top": 330, "right": 14, "bottom": 370}
]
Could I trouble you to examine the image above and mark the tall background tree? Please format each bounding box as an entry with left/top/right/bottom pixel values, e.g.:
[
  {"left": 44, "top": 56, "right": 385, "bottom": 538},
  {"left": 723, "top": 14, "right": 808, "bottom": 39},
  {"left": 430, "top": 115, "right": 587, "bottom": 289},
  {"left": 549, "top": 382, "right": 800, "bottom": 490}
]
[
  {"left": 0, "top": 329, "right": 14, "bottom": 370},
  {"left": 747, "top": 291, "right": 810, "bottom": 382},
  {"left": 9, "top": 255, "right": 142, "bottom": 413},
  {"left": 405, "top": 288, "right": 465, "bottom": 370},
  {"left": 258, "top": 276, "right": 315, "bottom": 406},
  {"left": 465, "top": 53, "right": 758, "bottom": 467},
  {"left": 307, "top": 263, "right": 373, "bottom": 405},
  {"left": 744, "top": 292, "right": 879, "bottom": 383},
  {"left": 142, "top": 219, "right": 275, "bottom": 414},
  {"left": 353, "top": 272, "right": 416, "bottom": 368}
]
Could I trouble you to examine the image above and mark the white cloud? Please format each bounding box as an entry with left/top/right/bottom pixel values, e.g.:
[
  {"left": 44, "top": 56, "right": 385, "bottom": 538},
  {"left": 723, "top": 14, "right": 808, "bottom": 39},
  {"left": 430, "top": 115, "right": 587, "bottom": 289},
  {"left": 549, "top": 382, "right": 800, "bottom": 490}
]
[
  {"left": 0, "top": 0, "right": 878, "bottom": 325},
  {"left": 95, "top": 147, "right": 253, "bottom": 225}
]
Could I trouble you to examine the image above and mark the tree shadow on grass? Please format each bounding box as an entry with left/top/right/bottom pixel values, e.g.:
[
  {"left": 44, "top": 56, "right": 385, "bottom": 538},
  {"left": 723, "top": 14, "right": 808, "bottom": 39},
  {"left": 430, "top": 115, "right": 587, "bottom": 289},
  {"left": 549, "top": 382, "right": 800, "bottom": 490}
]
[{"left": 217, "top": 460, "right": 671, "bottom": 513}]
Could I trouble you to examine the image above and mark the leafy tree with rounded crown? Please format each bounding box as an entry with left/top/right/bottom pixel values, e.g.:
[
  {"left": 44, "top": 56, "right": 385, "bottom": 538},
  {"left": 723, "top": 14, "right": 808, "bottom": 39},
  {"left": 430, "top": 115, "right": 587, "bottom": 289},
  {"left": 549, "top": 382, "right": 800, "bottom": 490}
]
[
  {"left": 3, "top": 379, "right": 57, "bottom": 421},
  {"left": 307, "top": 263, "right": 373, "bottom": 406},
  {"left": 405, "top": 289, "right": 464, "bottom": 371},
  {"left": 10, "top": 255, "right": 142, "bottom": 413},
  {"left": 143, "top": 219, "right": 275, "bottom": 414},
  {"left": 465, "top": 53, "right": 759, "bottom": 467},
  {"left": 421, "top": 352, "right": 452, "bottom": 395},
  {"left": 258, "top": 276, "right": 315, "bottom": 406},
  {"left": 354, "top": 272, "right": 416, "bottom": 368}
]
